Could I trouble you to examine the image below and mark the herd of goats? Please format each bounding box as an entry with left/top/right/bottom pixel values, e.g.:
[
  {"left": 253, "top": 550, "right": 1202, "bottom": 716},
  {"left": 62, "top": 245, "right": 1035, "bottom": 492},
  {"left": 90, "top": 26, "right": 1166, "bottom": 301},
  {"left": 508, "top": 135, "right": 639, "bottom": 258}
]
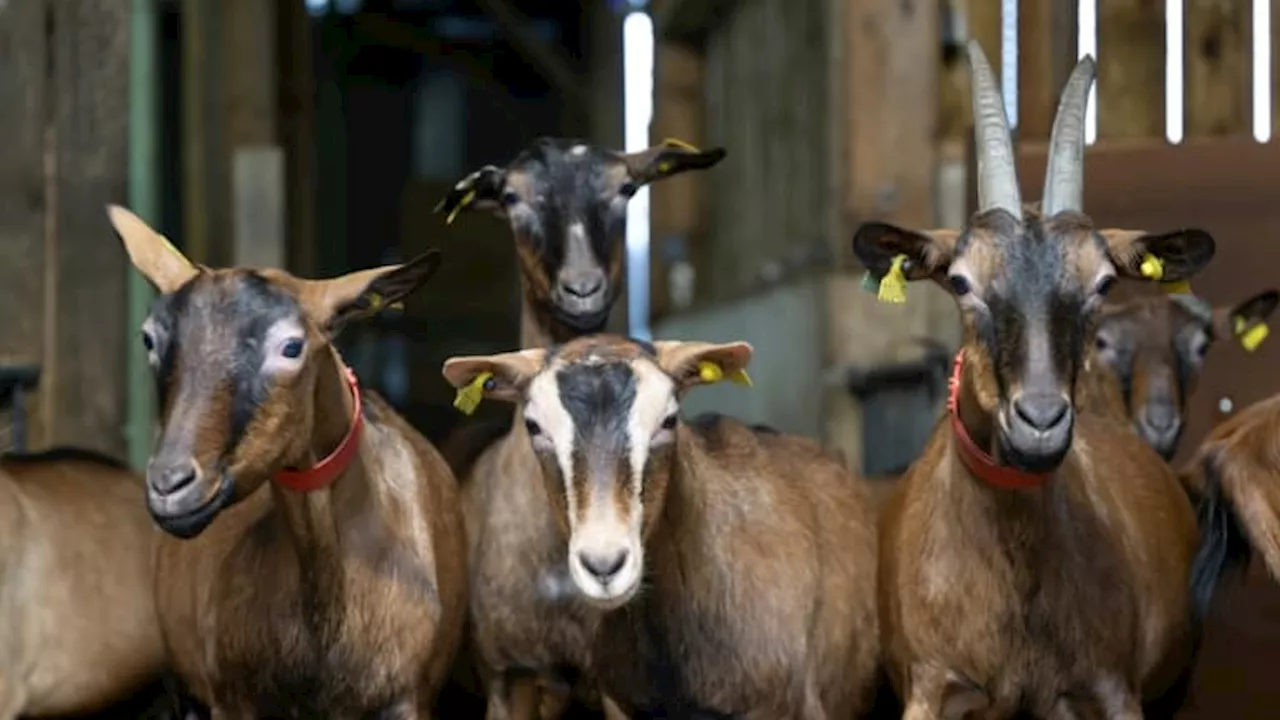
[{"left": 8, "top": 39, "right": 1280, "bottom": 720}]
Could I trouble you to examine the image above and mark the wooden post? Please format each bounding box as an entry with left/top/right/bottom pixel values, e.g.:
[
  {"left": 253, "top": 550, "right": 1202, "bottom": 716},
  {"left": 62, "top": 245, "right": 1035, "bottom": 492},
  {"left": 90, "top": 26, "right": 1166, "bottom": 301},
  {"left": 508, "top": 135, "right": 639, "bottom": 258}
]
[
  {"left": 1185, "top": 0, "right": 1248, "bottom": 138},
  {"left": 0, "top": 0, "right": 50, "bottom": 447},
  {"left": 182, "top": 0, "right": 229, "bottom": 265},
  {"left": 1098, "top": 0, "right": 1164, "bottom": 139},
  {"left": 223, "top": 0, "right": 284, "bottom": 269},
  {"left": 831, "top": 0, "right": 956, "bottom": 476},
  {"left": 1019, "top": 0, "right": 1078, "bottom": 142},
  {"left": 47, "top": 0, "right": 130, "bottom": 454},
  {"left": 279, "top": 0, "right": 317, "bottom": 276},
  {"left": 1272, "top": 0, "right": 1280, "bottom": 140},
  {"left": 650, "top": 43, "right": 706, "bottom": 320}
]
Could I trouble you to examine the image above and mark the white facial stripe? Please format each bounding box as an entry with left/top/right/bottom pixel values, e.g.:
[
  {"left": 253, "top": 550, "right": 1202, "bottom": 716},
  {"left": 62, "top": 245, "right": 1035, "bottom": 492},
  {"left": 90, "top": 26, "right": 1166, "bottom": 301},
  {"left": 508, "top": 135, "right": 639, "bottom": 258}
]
[
  {"left": 626, "top": 360, "right": 677, "bottom": 525},
  {"left": 260, "top": 317, "right": 307, "bottom": 376},
  {"left": 569, "top": 144, "right": 589, "bottom": 156},
  {"left": 525, "top": 366, "right": 579, "bottom": 528}
]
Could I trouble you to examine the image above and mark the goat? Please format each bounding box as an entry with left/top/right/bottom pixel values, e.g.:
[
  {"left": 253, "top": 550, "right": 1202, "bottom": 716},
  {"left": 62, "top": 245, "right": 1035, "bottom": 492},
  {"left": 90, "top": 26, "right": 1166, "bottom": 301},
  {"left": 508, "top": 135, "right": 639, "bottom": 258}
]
[
  {"left": 1082, "top": 290, "right": 1277, "bottom": 458},
  {"left": 854, "top": 42, "right": 1226, "bottom": 718},
  {"left": 0, "top": 447, "right": 166, "bottom": 719},
  {"left": 106, "top": 205, "right": 467, "bottom": 719},
  {"left": 435, "top": 138, "right": 726, "bottom": 718},
  {"left": 442, "top": 335, "right": 880, "bottom": 718}
]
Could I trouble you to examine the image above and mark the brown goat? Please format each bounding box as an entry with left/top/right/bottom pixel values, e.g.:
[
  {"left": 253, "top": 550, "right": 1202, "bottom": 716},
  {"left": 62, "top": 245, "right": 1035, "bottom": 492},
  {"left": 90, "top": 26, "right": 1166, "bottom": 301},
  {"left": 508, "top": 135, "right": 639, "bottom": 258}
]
[
  {"left": 1082, "top": 290, "right": 1277, "bottom": 458},
  {"left": 855, "top": 42, "right": 1226, "bottom": 718},
  {"left": 442, "top": 335, "right": 880, "bottom": 718},
  {"left": 107, "top": 205, "right": 467, "bottom": 719},
  {"left": 0, "top": 448, "right": 166, "bottom": 719},
  {"left": 435, "top": 138, "right": 726, "bottom": 718}
]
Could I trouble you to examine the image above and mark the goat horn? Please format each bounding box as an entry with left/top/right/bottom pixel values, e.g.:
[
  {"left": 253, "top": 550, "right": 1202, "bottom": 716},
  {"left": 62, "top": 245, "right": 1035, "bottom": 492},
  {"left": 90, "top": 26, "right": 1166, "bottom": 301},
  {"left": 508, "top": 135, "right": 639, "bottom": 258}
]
[
  {"left": 1042, "top": 55, "right": 1097, "bottom": 216},
  {"left": 967, "top": 40, "right": 1022, "bottom": 219}
]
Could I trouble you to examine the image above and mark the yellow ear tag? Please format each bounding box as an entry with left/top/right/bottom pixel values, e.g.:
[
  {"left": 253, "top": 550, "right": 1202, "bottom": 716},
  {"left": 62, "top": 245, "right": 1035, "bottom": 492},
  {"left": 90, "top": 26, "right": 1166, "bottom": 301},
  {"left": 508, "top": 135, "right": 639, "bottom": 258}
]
[
  {"left": 1140, "top": 254, "right": 1165, "bottom": 282},
  {"left": 661, "top": 137, "right": 702, "bottom": 152},
  {"left": 877, "top": 255, "right": 908, "bottom": 304},
  {"left": 445, "top": 189, "right": 476, "bottom": 226},
  {"left": 657, "top": 161, "right": 674, "bottom": 174},
  {"left": 452, "top": 371, "right": 493, "bottom": 416},
  {"left": 696, "top": 361, "right": 752, "bottom": 387},
  {"left": 1240, "top": 322, "right": 1270, "bottom": 353},
  {"left": 1162, "top": 280, "right": 1193, "bottom": 295}
]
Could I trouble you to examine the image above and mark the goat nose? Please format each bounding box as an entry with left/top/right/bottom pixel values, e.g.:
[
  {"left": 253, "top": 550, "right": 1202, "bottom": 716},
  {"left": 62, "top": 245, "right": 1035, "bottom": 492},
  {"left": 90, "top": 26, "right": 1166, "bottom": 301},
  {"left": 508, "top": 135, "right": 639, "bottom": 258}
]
[
  {"left": 578, "top": 549, "right": 629, "bottom": 582},
  {"left": 1013, "top": 394, "right": 1070, "bottom": 432},
  {"left": 560, "top": 275, "right": 604, "bottom": 298},
  {"left": 1144, "top": 404, "right": 1177, "bottom": 432},
  {"left": 150, "top": 460, "right": 199, "bottom": 496}
]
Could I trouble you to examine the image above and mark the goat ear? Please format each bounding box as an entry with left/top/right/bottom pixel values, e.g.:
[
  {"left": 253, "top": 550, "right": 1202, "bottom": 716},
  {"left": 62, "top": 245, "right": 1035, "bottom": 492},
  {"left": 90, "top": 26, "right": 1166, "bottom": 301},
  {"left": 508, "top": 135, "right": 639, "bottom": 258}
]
[
  {"left": 299, "top": 250, "right": 442, "bottom": 333},
  {"left": 442, "top": 350, "right": 545, "bottom": 408},
  {"left": 1213, "top": 289, "right": 1280, "bottom": 349},
  {"left": 107, "top": 204, "right": 199, "bottom": 294},
  {"left": 653, "top": 340, "right": 754, "bottom": 392},
  {"left": 621, "top": 139, "right": 727, "bottom": 187},
  {"left": 852, "top": 222, "right": 960, "bottom": 286},
  {"left": 1099, "top": 228, "right": 1216, "bottom": 283},
  {"left": 434, "top": 165, "right": 508, "bottom": 224}
]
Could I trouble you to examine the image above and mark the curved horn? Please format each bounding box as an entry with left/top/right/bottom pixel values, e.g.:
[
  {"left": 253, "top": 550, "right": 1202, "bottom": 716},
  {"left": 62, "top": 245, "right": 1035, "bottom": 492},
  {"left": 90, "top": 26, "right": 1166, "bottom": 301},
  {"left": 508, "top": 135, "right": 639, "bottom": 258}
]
[
  {"left": 1042, "top": 55, "right": 1097, "bottom": 216},
  {"left": 966, "top": 40, "right": 1022, "bottom": 219}
]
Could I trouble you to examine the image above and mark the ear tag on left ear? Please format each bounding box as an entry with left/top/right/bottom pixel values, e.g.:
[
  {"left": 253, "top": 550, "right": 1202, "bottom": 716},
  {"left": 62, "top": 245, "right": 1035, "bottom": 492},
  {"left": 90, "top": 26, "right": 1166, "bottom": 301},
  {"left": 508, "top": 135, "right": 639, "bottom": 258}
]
[
  {"left": 860, "top": 271, "right": 881, "bottom": 294},
  {"left": 1140, "top": 254, "right": 1165, "bottom": 282},
  {"left": 877, "top": 255, "right": 909, "bottom": 304},
  {"left": 697, "top": 360, "right": 753, "bottom": 387},
  {"left": 1236, "top": 317, "right": 1271, "bottom": 353},
  {"left": 453, "top": 371, "right": 494, "bottom": 416},
  {"left": 445, "top": 189, "right": 477, "bottom": 226}
]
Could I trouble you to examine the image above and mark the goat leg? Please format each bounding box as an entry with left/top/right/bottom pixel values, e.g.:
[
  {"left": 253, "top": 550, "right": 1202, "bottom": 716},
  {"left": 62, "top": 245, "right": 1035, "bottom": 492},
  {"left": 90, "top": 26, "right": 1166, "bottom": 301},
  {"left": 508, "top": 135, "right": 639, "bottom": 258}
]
[
  {"left": 0, "top": 678, "right": 24, "bottom": 720},
  {"left": 486, "top": 673, "right": 540, "bottom": 720},
  {"left": 600, "top": 693, "right": 629, "bottom": 720}
]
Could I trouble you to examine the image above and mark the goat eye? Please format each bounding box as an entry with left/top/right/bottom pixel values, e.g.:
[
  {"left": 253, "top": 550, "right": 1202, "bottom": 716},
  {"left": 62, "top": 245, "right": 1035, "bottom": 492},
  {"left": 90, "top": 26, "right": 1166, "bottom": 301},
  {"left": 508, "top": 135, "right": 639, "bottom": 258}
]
[
  {"left": 619, "top": 181, "right": 638, "bottom": 198},
  {"left": 661, "top": 414, "right": 678, "bottom": 430},
  {"left": 1095, "top": 275, "right": 1116, "bottom": 296},
  {"left": 140, "top": 330, "right": 155, "bottom": 352},
  {"left": 524, "top": 418, "right": 542, "bottom": 436},
  {"left": 502, "top": 190, "right": 520, "bottom": 207},
  {"left": 1095, "top": 335, "right": 1109, "bottom": 351},
  {"left": 281, "top": 338, "right": 305, "bottom": 359},
  {"left": 948, "top": 275, "right": 971, "bottom": 296}
]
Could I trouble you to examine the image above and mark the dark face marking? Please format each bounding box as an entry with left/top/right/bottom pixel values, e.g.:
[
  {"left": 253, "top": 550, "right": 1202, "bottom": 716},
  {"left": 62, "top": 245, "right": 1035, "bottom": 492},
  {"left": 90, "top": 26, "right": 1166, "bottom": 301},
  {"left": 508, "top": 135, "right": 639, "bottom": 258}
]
[
  {"left": 505, "top": 138, "right": 629, "bottom": 332},
  {"left": 1094, "top": 297, "right": 1211, "bottom": 458},
  {"left": 143, "top": 271, "right": 310, "bottom": 537},
  {"left": 951, "top": 211, "right": 1112, "bottom": 472},
  {"left": 555, "top": 362, "right": 639, "bottom": 498}
]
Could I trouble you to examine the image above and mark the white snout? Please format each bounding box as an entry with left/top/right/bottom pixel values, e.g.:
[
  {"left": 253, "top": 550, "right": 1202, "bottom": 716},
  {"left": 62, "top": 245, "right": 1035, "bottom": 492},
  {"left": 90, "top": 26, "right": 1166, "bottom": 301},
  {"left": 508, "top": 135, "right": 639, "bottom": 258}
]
[{"left": 568, "top": 523, "right": 643, "bottom": 609}]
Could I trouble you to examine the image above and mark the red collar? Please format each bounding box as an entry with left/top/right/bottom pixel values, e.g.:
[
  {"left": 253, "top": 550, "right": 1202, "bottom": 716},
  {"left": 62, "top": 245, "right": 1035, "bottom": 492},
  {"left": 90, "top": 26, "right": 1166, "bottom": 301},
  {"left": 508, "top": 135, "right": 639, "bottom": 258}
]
[
  {"left": 274, "top": 366, "right": 364, "bottom": 493},
  {"left": 946, "top": 351, "right": 1051, "bottom": 490}
]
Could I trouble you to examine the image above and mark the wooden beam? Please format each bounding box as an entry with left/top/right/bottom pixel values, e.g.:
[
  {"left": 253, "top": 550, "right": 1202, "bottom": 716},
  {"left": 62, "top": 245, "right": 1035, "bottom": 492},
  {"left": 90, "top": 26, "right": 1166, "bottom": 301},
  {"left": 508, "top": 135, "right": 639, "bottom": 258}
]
[
  {"left": 1018, "top": 0, "right": 1077, "bottom": 141},
  {"left": 474, "top": 0, "right": 586, "bottom": 111},
  {"left": 1185, "top": 0, "right": 1248, "bottom": 138},
  {"left": 650, "top": 43, "right": 706, "bottom": 320},
  {"left": 48, "top": 0, "right": 130, "bottom": 454},
  {"left": 0, "top": 0, "right": 50, "bottom": 447},
  {"left": 654, "top": 0, "right": 742, "bottom": 47},
  {"left": 1097, "top": 0, "right": 1164, "bottom": 139},
  {"left": 181, "top": 0, "right": 229, "bottom": 265},
  {"left": 279, "top": 0, "right": 317, "bottom": 276}
]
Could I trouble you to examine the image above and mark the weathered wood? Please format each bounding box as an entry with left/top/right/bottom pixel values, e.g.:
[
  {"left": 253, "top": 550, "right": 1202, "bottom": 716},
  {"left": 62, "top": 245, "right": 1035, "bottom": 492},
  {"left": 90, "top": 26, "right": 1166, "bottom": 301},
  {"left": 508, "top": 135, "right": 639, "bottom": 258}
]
[
  {"left": 49, "top": 0, "right": 130, "bottom": 455},
  {"left": 650, "top": 43, "right": 706, "bottom": 319},
  {"left": 232, "top": 148, "right": 285, "bottom": 270},
  {"left": 223, "top": 0, "right": 276, "bottom": 147},
  {"left": 0, "top": 0, "right": 49, "bottom": 448},
  {"left": 655, "top": 0, "right": 743, "bottom": 47},
  {"left": 829, "top": 0, "right": 956, "bottom": 472},
  {"left": 1018, "top": 0, "right": 1078, "bottom": 141},
  {"left": 1097, "top": 0, "right": 1164, "bottom": 139},
  {"left": 1185, "top": 0, "right": 1248, "bottom": 137},
  {"left": 1273, "top": 0, "right": 1280, "bottom": 140}
]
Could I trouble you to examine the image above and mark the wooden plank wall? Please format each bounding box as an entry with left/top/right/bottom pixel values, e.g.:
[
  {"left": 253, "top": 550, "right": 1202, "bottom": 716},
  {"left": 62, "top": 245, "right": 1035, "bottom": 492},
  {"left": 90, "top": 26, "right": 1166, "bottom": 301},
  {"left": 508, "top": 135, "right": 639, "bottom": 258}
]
[{"left": 0, "top": 0, "right": 129, "bottom": 456}]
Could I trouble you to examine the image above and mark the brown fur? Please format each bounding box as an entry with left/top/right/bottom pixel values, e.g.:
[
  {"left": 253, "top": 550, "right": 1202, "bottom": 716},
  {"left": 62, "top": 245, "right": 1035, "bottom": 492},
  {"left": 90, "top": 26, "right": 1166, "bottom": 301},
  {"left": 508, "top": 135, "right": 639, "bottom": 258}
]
[
  {"left": 0, "top": 450, "right": 167, "bottom": 719},
  {"left": 107, "top": 205, "right": 466, "bottom": 719},
  {"left": 436, "top": 139, "right": 726, "bottom": 719},
  {"left": 857, "top": 208, "right": 1217, "bottom": 718},
  {"left": 443, "top": 336, "right": 880, "bottom": 718},
  {"left": 1078, "top": 291, "right": 1278, "bottom": 459}
]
